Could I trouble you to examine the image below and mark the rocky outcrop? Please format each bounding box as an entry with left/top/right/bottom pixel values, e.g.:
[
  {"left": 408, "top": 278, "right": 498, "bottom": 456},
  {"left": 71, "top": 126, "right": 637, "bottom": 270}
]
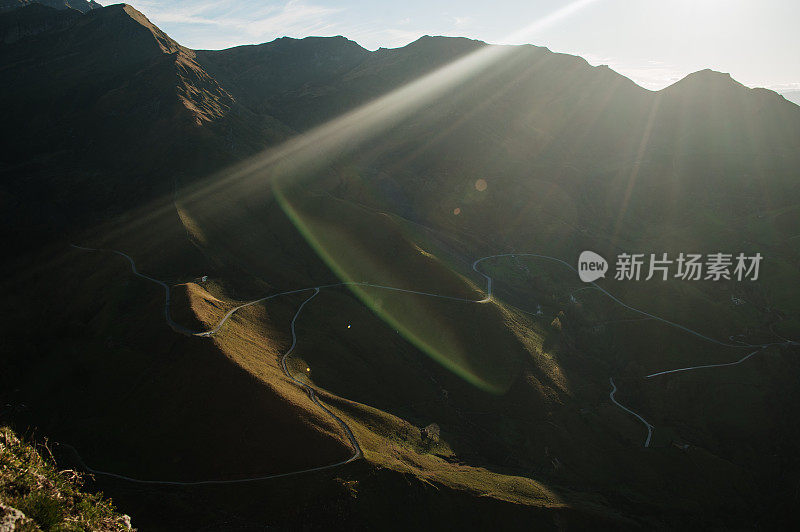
[{"left": 0, "top": 503, "right": 34, "bottom": 532}]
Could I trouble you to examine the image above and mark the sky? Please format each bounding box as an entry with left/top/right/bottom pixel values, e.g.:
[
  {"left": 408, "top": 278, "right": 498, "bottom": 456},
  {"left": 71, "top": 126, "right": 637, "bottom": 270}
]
[{"left": 103, "top": 0, "right": 800, "bottom": 94}]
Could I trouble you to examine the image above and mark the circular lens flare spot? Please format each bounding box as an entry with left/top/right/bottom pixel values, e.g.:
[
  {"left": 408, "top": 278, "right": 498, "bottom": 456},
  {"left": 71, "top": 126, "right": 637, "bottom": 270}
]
[{"left": 474, "top": 179, "right": 487, "bottom": 192}]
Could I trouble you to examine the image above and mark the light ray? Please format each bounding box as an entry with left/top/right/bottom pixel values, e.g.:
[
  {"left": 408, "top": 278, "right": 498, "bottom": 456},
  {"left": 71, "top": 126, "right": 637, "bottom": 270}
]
[
  {"left": 79, "top": 0, "right": 605, "bottom": 392},
  {"left": 89, "top": 0, "right": 604, "bottom": 248},
  {"left": 178, "top": 0, "right": 603, "bottom": 205},
  {"left": 611, "top": 93, "right": 663, "bottom": 243}
]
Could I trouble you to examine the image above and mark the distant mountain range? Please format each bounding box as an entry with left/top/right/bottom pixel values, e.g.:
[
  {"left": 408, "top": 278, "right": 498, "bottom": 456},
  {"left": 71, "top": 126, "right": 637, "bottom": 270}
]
[
  {"left": 2, "top": 2, "right": 799, "bottom": 530},
  {"left": 780, "top": 89, "right": 800, "bottom": 106}
]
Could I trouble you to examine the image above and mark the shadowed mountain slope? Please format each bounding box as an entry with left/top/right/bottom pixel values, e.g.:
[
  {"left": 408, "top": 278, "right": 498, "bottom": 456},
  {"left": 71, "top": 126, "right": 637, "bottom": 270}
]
[
  {"left": 0, "top": 0, "right": 100, "bottom": 13},
  {"left": 0, "top": 3, "right": 288, "bottom": 253},
  {"left": 1, "top": 4, "right": 800, "bottom": 529}
]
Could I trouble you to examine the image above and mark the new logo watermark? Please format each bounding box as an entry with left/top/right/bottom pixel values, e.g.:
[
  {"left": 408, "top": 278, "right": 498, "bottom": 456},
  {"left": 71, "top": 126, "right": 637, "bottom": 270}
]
[
  {"left": 578, "top": 250, "right": 609, "bottom": 282},
  {"left": 578, "top": 251, "right": 762, "bottom": 282}
]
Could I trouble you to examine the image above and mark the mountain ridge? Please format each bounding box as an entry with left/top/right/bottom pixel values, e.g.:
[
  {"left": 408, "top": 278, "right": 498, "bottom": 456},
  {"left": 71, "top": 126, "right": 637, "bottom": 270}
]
[
  {"left": 2, "top": 3, "right": 799, "bottom": 530},
  {"left": 0, "top": 2, "right": 289, "bottom": 250},
  {"left": 0, "top": 0, "right": 99, "bottom": 14},
  {"left": 199, "top": 31, "right": 793, "bottom": 100},
  {"left": 4, "top": 1, "right": 791, "bottom": 102}
]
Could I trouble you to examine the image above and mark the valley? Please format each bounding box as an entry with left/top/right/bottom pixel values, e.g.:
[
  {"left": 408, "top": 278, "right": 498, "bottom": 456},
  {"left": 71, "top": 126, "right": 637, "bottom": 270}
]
[{"left": 1, "top": 2, "right": 799, "bottom": 529}]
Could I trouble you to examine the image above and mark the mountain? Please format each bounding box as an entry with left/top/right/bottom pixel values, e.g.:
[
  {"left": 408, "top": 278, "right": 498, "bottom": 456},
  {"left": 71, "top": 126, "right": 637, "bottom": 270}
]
[
  {"left": 0, "top": 2, "right": 80, "bottom": 42},
  {"left": 0, "top": 3, "right": 288, "bottom": 254},
  {"left": 1, "top": 3, "right": 799, "bottom": 530},
  {"left": 196, "top": 34, "right": 489, "bottom": 131},
  {"left": 195, "top": 35, "right": 372, "bottom": 127},
  {"left": 0, "top": 0, "right": 100, "bottom": 13},
  {"left": 780, "top": 89, "right": 800, "bottom": 106}
]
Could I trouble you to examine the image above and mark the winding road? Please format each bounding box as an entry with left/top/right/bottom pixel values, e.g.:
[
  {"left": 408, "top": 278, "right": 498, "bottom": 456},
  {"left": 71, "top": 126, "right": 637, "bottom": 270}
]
[
  {"left": 609, "top": 377, "right": 653, "bottom": 448},
  {"left": 70, "top": 245, "right": 196, "bottom": 336},
  {"left": 644, "top": 347, "right": 767, "bottom": 379},
  {"left": 66, "top": 244, "right": 797, "bottom": 477},
  {"left": 474, "top": 253, "right": 792, "bottom": 350},
  {"left": 278, "top": 288, "right": 362, "bottom": 465},
  {"left": 56, "top": 285, "right": 360, "bottom": 485},
  {"left": 199, "top": 280, "right": 489, "bottom": 337}
]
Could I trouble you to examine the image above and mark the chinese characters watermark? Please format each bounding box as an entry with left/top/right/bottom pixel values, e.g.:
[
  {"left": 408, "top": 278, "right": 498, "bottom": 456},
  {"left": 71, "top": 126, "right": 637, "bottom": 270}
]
[{"left": 579, "top": 251, "right": 762, "bottom": 282}]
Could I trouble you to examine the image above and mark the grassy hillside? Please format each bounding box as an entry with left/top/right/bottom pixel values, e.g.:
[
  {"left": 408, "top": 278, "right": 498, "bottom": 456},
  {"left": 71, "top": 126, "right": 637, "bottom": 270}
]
[
  {"left": 0, "top": 425, "right": 131, "bottom": 531},
  {"left": 2, "top": 3, "right": 800, "bottom": 529}
]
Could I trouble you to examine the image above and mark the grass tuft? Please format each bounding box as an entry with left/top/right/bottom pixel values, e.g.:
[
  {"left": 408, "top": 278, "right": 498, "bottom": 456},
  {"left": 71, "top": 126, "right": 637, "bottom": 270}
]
[{"left": 0, "top": 426, "right": 132, "bottom": 531}]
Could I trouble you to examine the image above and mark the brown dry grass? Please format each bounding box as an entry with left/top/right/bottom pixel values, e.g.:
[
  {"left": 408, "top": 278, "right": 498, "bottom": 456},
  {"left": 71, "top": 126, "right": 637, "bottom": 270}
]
[{"left": 170, "top": 281, "right": 235, "bottom": 331}]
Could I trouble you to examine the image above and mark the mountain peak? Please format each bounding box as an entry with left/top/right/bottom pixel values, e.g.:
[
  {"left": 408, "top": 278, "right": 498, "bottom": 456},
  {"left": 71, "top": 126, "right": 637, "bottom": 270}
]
[
  {"left": 395, "top": 34, "right": 486, "bottom": 60},
  {"left": 93, "top": 3, "right": 182, "bottom": 55},
  {"left": 663, "top": 68, "right": 746, "bottom": 92},
  {"left": 684, "top": 68, "right": 736, "bottom": 82},
  {"left": 406, "top": 34, "right": 486, "bottom": 48}
]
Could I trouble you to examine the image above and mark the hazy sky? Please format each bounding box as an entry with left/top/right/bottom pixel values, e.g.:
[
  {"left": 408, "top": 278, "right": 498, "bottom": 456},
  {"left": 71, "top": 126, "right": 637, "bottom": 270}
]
[{"left": 106, "top": 0, "right": 799, "bottom": 92}]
